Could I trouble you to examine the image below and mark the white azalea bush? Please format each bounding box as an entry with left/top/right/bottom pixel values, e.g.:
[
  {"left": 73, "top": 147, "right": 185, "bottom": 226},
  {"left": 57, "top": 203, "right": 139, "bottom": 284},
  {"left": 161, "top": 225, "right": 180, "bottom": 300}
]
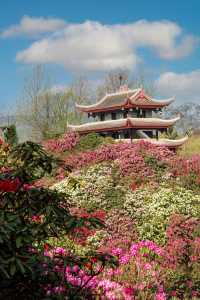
[
  {"left": 124, "top": 185, "right": 200, "bottom": 244},
  {"left": 52, "top": 163, "right": 126, "bottom": 210}
]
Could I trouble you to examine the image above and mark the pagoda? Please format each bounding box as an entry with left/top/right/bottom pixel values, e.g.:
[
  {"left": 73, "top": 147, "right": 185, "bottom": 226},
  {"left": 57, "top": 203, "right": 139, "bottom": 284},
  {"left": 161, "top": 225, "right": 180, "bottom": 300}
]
[{"left": 68, "top": 86, "right": 188, "bottom": 149}]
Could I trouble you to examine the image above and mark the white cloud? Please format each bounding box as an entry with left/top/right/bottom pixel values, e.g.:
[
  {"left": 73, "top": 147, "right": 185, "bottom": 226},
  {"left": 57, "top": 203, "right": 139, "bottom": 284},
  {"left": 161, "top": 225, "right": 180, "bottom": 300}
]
[
  {"left": 155, "top": 70, "right": 200, "bottom": 104},
  {"left": 1, "top": 15, "right": 66, "bottom": 37},
  {"left": 11, "top": 19, "right": 198, "bottom": 72}
]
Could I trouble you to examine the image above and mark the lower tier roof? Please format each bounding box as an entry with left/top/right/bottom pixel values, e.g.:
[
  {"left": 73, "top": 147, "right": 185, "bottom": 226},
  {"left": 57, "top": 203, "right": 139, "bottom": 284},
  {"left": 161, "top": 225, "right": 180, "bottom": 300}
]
[
  {"left": 67, "top": 116, "right": 180, "bottom": 133},
  {"left": 116, "top": 136, "right": 188, "bottom": 148}
]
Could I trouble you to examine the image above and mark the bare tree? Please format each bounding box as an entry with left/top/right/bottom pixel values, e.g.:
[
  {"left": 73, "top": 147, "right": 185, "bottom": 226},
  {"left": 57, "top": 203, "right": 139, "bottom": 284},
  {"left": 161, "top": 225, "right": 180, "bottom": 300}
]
[
  {"left": 70, "top": 76, "right": 93, "bottom": 123},
  {"left": 17, "top": 65, "right": 74, "bottom": 141},
  {"left": 96, "top": 69, "right": 130, "bottom": 99},
  {"left": 96, "top": 69, "right": 155, "bottom": 100}
]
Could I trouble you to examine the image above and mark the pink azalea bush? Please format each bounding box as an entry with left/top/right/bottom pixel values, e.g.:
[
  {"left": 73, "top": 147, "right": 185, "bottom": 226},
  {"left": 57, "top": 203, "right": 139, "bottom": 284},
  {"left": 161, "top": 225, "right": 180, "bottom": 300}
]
[
  {"left": 42, "top": 210, "right": 200, "bottom": 299},
  {"left": 99, "top": 209, "right": 138, "bottom": 252},
  {"left": 170, "top": 155, "right": 200, "bottom": 189},
  {"left": 43, "top": 132, "right": 79, "bottom": 153},
  {"left": 64, "top": 140, "right": 173, "bottom": 177},
  {"left": 44, "top": 232, "right": 199, "bottom": 299}
]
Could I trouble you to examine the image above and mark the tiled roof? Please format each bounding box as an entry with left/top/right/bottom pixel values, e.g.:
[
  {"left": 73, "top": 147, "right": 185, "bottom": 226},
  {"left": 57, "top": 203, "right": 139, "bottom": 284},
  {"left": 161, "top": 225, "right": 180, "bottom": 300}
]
[
  {"left": 67, "top": 116, "right": 180, "bottom": 133},
  {"left": 116, "top": 136, "right": 188, "bottom": 148},
  {"left": 76, "top": 88, "right": 174, "bottom": 112}
]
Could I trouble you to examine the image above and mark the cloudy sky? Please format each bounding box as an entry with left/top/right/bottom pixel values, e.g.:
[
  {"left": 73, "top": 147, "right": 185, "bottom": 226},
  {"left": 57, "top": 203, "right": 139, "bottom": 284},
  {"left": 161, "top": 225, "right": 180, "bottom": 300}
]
[{"left": 0, "top": 0, "right": 200, "bottom": 111}]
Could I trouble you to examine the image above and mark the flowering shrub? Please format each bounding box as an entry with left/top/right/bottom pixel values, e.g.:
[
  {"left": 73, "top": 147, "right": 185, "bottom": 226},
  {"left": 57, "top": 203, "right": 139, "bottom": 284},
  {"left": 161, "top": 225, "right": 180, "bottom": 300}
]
[
  {"left": 124, "top": 185, "right": 200, "bottom": 244},
  {"left": 162, "top": 214, "right": 200, "bottom": 298},
  {"left": 42, "top": 240, "right": 166, "bottom": 300},
  {"left": 171, "top": 155, "right": 200, "bottom": 190},
  {"left": 43, "top": 132, "right": 79, "bottom": 153},
  {"left": 1, "top": 132, "right": 200, "bottom": 299},
  {"left": 53, "top": 163, "right": 126, "bottom": 210},
  {"left": 69, "top": 207, "right": 106, "bottom": 246},
  {"left": 64, "top": 140, "right": 173, "bottom": 177},
  {"left": 0, "top": 141, "right": 116, "bottom": 299},
  {"left": 99, "top": 209, "right": 138, "bottom": 252}
]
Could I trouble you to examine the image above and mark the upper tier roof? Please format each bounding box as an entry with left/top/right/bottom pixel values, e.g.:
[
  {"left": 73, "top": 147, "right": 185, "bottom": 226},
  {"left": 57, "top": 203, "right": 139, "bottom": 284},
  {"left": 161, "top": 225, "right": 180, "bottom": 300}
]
[{"left": 76, "top": 87, "right": 174, "bottom": 113}]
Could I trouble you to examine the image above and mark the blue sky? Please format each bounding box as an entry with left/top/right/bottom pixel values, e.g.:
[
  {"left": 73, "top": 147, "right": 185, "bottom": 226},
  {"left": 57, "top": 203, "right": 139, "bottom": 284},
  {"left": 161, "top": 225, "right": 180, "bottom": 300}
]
[{"left": 0, "top": 0, "right": 200, "bottom": 113}]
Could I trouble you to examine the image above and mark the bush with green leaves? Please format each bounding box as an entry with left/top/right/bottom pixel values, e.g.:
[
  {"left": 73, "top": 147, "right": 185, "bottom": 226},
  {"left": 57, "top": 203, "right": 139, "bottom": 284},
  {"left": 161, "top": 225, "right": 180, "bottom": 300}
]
[
  {"left": 0, "top": 141, "right": 114, "bottom": 299},
  {"left": 124, "top": 185, "right": 200, "bottom": 244},
  {"left": 2, "top": 124, "right": 18, "bottom": 146},
  {"left": 53, "top": 163, "right": 126, "bottom": 210},
  {"left": 75, "top": 132, "right": 114, "bottom": 152}
]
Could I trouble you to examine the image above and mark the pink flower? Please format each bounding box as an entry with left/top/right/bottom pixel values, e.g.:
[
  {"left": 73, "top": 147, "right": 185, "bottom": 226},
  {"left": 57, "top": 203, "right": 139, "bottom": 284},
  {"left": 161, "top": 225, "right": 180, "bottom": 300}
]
[
  {"left": 192, "top": 290, "right": 198, "bottom": 297},
  {"left": 111, "top": 247, "right": 123, "bottom": 256},
  {"left": 130, "top": 244, "right": 139, "bottom": 256},
  {"left": 124, "top": 287, "right": 134, "bottom": 295},
  {"left": 136, "top": 283, "right": 145, "bottom": 291},
  {"left": 54, "top": 247, "right": 65, "bottom": 256},
  {"left": 72, "top": 265, "right": 79, "bottom": 273},
  {"left": 119, "top": 255, "right": 130, "bottom": 265},
  {"left": 143, "top": 263, "right": 152, "bottom": 270},
  {"left": 155, "top": 292, "right": 166, "bottom": 300},
  {"left": 170, "top": 291, "right": 177, "bottom": 297}
]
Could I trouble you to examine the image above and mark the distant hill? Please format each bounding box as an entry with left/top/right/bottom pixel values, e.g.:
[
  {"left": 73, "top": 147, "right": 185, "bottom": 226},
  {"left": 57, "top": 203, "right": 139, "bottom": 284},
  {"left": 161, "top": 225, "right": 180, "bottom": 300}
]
[{"left": 165, "top": 102, "right": 200, "bottom": 133}]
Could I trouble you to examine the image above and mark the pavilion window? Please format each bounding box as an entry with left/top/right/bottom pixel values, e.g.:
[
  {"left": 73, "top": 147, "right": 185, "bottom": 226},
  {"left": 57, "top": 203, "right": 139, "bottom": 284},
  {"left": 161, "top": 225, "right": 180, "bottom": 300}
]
[
  {"left": 123, "top": 111, "right": 128, "bottom": 118},
  {"left": 146, "top": 110, "right": 152, "bottom": 117},
  {"left": 111, "top": 112, "right": 116, "bottom": 120},
  {"left": 100, "top": 113, "right": 105, "bottom": 121}
]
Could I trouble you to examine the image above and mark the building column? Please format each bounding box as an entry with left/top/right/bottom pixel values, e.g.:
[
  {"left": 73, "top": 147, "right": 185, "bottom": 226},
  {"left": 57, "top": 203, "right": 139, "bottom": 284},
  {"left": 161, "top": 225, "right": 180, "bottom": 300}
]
[
  {"left": 128, "top": 128, "right": 132, "bottom": 142},
  {"left": 156, "top": 130, "right": 159, "bottom": 140}
]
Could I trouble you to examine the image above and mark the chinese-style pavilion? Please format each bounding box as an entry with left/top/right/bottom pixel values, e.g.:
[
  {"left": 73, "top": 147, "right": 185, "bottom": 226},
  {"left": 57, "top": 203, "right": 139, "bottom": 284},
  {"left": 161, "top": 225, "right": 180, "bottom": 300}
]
[{"left": 68, "top": 86, "right": 188, "bottom": 148}]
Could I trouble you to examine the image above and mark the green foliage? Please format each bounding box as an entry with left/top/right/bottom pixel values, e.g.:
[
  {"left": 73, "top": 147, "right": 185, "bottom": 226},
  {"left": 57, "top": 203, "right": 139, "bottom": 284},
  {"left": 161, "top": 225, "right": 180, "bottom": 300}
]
[
  {"left": 3, "top": 124, "right": 18, "bottom": 146},
  {"left": 76, "top": 133, "right": 114, "bottom": 152},
  {"left": 9, "top": 141, "right": 61, "bottom": 183},
  {"left": 144, "top": 154, "right": 168, "bottom": 174}
]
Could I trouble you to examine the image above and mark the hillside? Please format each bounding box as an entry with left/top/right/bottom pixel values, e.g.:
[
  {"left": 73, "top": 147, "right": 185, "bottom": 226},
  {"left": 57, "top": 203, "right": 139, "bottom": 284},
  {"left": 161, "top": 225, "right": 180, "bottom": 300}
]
[{"left": 1, "top": 132, "right": 200, "bottom": 299}]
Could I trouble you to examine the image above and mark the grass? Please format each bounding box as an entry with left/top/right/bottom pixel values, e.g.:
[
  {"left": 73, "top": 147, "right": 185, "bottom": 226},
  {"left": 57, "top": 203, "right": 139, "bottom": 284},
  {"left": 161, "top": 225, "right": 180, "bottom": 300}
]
[{"left": 179, "top": 134, "right": 200, "bottom": 157}]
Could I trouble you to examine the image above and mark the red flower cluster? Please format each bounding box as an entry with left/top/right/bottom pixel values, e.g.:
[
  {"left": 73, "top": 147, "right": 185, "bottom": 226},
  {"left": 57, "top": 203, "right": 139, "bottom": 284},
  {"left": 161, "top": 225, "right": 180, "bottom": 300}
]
[
  {"left": 69, "top": 208, "right": 106, "bottom": 245},
  {"left": 171, "top": 155, "right": 200, "bottom": 176},
  {"left": 0, "top": 177, "right": 20, "bottom": 192},
  {"left": 31, "top": 215, "right": 42, "bottom": 223}
]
